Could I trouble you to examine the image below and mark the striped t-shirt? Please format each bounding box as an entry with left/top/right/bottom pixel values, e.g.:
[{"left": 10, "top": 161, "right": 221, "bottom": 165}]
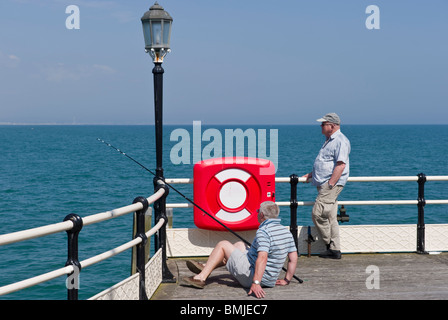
[{"left": 247, "top": 219, "right": 297, "bottom": 287}]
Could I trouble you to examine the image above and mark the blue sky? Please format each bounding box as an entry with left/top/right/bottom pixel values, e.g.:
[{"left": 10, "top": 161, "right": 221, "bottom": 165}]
[{"left": 0, "top": 0, "right": 447, "bottom": 125}]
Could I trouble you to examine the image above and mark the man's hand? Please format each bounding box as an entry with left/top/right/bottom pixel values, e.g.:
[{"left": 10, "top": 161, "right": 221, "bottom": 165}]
[
  {"left": 248, "top": 283, "right": 265, "bottom": 299},
  {"left": 302, "top": 172, "right": 312, "bottom": 183},
  {"left": 275, "top": 279, "right": 289, "bottom": 286},
  {"left": 249, "top": 252, "right": 268, "bottom": 298}
]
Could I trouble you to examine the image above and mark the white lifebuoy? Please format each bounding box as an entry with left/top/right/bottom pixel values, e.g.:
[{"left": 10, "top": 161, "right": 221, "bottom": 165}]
[{"left": 215, "top": 169, "right": 251, "bottom": 222}]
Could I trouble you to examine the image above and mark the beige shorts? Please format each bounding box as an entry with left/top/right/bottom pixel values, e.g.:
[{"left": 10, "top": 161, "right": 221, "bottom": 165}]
[{"left": 226, "top": 248, "right": 254, "bottom": 288}]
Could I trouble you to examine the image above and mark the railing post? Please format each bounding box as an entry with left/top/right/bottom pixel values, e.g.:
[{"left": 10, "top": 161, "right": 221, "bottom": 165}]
[
  {"left": 417, "top": 173, "right": 428, "bottom": 254},
  {"left": 133, "top": 196, "right": 150, "bottom": 300},
  {"left": 63, "top": 213, "right": 83, "bottom": 300},
  {"left": 153, "top": 181, "right": 176, "bottom": 283},
  {"left": 289, "top": 174, "right": 299, "bottom": 253},
  {"left": 131, "top": 207, "right": 152, "bottom": 276}
]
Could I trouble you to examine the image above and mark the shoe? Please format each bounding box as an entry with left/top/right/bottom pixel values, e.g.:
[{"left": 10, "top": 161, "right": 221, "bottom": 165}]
[
  {"left": 186, "top": 260, "right": 204, "bottom": 274},
  {"left": 319, "top": 249, "right": 342, "bottom": 259},
  {"left": 182, "top": 276, "right": 206, "bottom": 289}
]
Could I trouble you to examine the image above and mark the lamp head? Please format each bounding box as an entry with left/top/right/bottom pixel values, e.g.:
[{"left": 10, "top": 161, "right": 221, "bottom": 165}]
[{"left": 141, "top": 2, "right": 173, "bottom": 62}]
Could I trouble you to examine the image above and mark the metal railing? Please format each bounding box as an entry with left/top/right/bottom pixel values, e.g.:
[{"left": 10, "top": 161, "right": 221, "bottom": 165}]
[
  {"left": 165, "top": 174, "right": 448, "bottom": 254},
  {"left": 1, "top": 174, "right": 447, "bottom": 299},
  {"left": 0, "top": 180, "right": 169, "bottom": 300}
]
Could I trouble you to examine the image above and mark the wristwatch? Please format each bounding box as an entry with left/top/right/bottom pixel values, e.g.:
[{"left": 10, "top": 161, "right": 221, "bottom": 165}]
[
  {"left": 328, "top": 183, "right": 334, "bottom": 189},
  {"left": 253, "top": 280, "right": 260, "bottom": 285}
]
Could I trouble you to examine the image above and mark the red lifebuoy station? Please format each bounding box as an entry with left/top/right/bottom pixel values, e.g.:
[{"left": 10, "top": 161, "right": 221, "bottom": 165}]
[{"left": 193, "top": 157, "right": 276, "bottom": 231}]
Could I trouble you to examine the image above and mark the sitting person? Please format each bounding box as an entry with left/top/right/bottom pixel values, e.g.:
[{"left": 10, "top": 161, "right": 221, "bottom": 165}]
[{"left": 182, "top": 201, "right": 298, "bottom": 298}]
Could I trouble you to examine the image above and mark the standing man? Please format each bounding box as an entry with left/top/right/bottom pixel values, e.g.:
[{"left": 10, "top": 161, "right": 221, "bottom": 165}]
[
  {"left": 302, "top": 113, "right": 351, "bottom": 259},
  {"left": 182, "top": 201, "right": 298, "bottom": 298}
]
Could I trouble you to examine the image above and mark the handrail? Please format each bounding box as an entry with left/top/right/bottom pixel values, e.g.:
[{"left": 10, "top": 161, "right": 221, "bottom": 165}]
[
  {"left": 81, "top": 218, "right": 165, "bottom": 269},
  {"left": 1, "top": 175, "right": 447, "bottom": 298},
  {"left": 82, "top": 187, "right": 166, "bottom": 227},
  {"left": 0, "top": 187, "right": 166, "bottom": 246},
  {"left": 0, "top": 220, "right": 74, "bottom": 247},
  {"left": 165, "top": 174, "right": 447, "bottom": 256},
  {"left": 0, "top": 265, "right": 75, "bottom": 297},
  {"left": 6, "top": 176, "right": 440, "bottom": 246},
  {"left": 0, "top": 185, "right": 167, "bottom": 297},
  {"left": 166, "top": 199, "right": 448, "bottom": 209},
  {"left": 165, "top": 175, "right": 448, "bottom": 208},
  {"left": 275, "top": 200, "right": 448, "bottom": 206},
  {"left": 0, "top": 218, "right": 166, "bottom": 297},
  {"left": 166, "top": 175, "right": 448, "bottom": 184}
]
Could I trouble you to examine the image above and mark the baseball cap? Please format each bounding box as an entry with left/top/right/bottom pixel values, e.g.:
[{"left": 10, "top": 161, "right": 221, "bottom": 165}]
[{"left": 316, "top": 113, "right": 341, "bottom": 125}]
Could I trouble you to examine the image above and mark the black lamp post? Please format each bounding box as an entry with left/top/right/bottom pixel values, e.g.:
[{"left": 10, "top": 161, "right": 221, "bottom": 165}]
[
  {"left": 141, "top": 2, "right": 175, "bottom": 283},
  {"left": 141, "top": 1, "right": 173, "bottom": 180}
]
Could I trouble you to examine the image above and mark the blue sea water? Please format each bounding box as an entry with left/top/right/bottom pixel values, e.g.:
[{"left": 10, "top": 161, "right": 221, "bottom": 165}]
[{"left": 0, "top": 124, "right": 447, "bottom": 300}]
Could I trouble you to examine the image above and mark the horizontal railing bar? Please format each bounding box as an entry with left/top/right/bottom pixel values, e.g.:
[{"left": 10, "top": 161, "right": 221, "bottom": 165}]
[
  {"left": 274, "top": 177, "right": 306, "bottom": 183},
  {"left": 426, "top": 176, "right": 448, "bottom": 181},
  {"left": 346, "top": 176, "right": 417, "bottom": 182},
  {"left": 0, "top": 176, "right": 446, "bottom": 297},
  {"left": 82, "top": 203, "right": 142, "bottom": 227},
  {"left": 165, "top": 176, "right": 448, "bottom": 184},
  {"left": 167, "top": 203, "right": 193, "bottom": 208},
  {"left": 0, "top": 265, "right": 74, "bottom": 297},
  {"left": 0, "top": 218, "right": 167, "bottom": 297},
  {"left": 0, "top": 187, "right": 166, "bottom": 247},
  {"left": 0, "top": 220, "right": 74, "bottom": 247},
  {"left": 258, "top": 201, "right": 422, "bottom": 206},
  {"left": 81, "top": 238, "right": 141, "bottom": 269},
  {"left": 82, "top": 188, "right": 166, "bottom": 227},
  {"left": 165, "top": 178, "right": 193, "bottom": 184},
  {"left": 426, "top": 200, "right": 448, "bottom": 205},
  {"left": 81, "top": 218, "right": 165, "bottom": 269},
  {"left": 167, "top": 199, "right": 448, "bottom": 208},
  {"left": 145, "top": 217, "right": 166, "bottom": 238}
]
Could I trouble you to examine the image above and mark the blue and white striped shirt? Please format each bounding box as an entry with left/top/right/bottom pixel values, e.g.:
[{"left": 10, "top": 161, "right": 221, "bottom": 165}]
[{"left": 247, "top": 219, "right": 297, "bottom": 287}]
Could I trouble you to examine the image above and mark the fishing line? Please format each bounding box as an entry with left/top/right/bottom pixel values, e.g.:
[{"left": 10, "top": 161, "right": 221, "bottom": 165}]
[
  {"left": 96, "top": 138, "right": 246, "bottom": 240},
  {"left": 97, "top": 138, "right": 303, "bottom": 283}
]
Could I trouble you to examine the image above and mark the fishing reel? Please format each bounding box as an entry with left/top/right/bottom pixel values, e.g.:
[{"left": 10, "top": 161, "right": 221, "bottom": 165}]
[{"left": 337, "top": 205, "right": 349, "bottom": 223}]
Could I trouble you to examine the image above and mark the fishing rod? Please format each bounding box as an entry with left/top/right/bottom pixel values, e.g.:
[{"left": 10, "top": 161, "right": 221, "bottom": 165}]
[
  {"left": 97, "top": 138, "right": 303, "bottom": 283},
  {"left": 96, "top": 138, "right": 248, "bottom": 240}
]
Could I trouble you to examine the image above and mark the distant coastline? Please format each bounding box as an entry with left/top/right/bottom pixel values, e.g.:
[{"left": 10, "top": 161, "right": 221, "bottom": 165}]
[
  {"left": 0, "top": 122, "right": 151, "bottom": 126},
  {"left": 1, "top": 122, "right": 447, "bottom": 126}
]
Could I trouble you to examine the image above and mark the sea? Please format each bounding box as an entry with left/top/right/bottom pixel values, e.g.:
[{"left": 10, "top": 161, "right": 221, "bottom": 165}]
[{"left": 0, "top": 124, "right": 447, "bottom": 300}]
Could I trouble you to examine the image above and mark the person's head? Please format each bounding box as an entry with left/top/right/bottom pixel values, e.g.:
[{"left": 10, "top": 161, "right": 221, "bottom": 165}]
[
  {"left": 257, "top": 201, "right": 279, "bottom": 223},
  {"left": 316, "top": 113, "right": 341, "bottom": 138}
]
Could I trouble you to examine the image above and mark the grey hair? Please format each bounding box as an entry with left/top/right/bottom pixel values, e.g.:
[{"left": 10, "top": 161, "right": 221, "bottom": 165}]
[{"left": 259, "top": 201, "right": 279, "bottom": 219}]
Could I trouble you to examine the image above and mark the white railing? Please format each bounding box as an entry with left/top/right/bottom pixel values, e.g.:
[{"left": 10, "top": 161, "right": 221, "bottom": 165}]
[
  {"left": 165, "top": 175, "right": 448, "bottom": 208},
  {"left": 166, "top": 199, "right": 448, "bottom": 208},
  {"left": 166, "top": 176, "right": 448, "bottom": 184},
  {"left": 0, "top": 184, "right": 167, "bottom": 297},
  {"left": 1, "top": 175, "right": 447, "bottom": 298},
  {"left": 165, "top": 174, "right": 448, "bottom": 256}
]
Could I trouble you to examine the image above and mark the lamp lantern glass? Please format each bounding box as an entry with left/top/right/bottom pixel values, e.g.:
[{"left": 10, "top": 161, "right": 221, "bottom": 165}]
[{"left": 141, "top": 2, "right": 173, "bottom": 63}]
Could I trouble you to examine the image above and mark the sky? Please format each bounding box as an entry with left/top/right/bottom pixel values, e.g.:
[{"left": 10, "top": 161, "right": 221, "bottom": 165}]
[{"left": 0, "top": 0, "right": 447, "bottom": 125}]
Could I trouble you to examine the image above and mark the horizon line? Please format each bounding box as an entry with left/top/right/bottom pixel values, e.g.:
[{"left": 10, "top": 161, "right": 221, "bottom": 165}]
[{"left": 1, "top": 122, "right": 447, "bottom": 126}]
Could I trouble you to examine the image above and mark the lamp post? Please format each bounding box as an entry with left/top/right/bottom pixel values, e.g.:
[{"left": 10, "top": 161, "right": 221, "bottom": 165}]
[
  {"left": 141, "top": 2, "right": 175, "bottom": 283},
  {"left": 141, "top": 1, "right": 172, "bottom": 179}
]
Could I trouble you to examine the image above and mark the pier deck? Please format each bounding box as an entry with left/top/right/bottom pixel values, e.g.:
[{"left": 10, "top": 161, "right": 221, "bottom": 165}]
[{"left": 151, "top": 252, "right": 448, "bottom": 300}]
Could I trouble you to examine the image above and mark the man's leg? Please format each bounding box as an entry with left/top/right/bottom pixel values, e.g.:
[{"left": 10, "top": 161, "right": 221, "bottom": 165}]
[
  {"left": 328, "top": 186, "right": 343, "bottom": 250},
  {"left": 193, "top": 240, "right": 245, "bottom": 282},
  {"left": 312, "top": 184, "right": 343, "bottom": 256},
  {"left": 312, "top": 200, "right": 330, "bottom": 245}
]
